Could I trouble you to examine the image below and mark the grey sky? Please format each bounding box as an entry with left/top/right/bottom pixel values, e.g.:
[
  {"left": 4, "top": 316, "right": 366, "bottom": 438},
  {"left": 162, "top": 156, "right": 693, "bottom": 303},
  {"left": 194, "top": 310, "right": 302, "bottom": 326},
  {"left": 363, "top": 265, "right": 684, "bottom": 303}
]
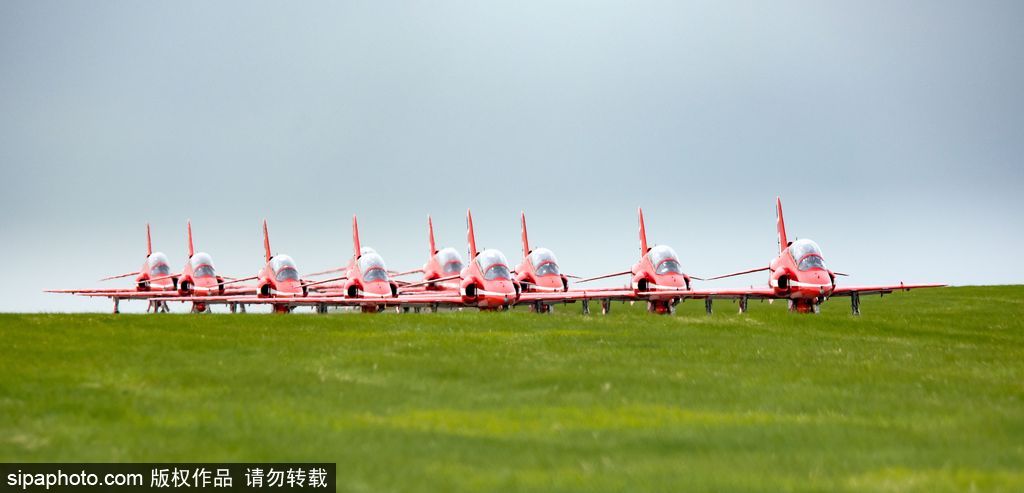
[{"left": 2, "top": 1, "right": 1021, "bottom": 312}]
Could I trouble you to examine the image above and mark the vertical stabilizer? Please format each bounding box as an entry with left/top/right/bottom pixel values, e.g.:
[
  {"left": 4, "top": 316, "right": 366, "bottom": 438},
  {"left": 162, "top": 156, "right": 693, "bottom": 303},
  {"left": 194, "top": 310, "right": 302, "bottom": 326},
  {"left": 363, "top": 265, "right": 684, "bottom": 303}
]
[
  {"left": 466, "top": 209, "right": 478, "bottom": 259},
  {"left": 427, "top": 215, "right": 437, "bottom": 255},
  {"left": 262, "top": 220, "right": 272, "bottom": 263},
  {"left": 776, "top": 197, "right": 788, "bottom": 254},
  {"left": 186, "top": 220, "right": 195, "bottom": 258},
  {"left": 520, "top": 211, "right": 531, "bottom": 259},
  {"left": 352, "top": 215, "right": 362, "bottom": 259},
  {"left": 146, "top": 223, "right": 153, "bottom": 256},
  {"left": 638, "top": 207, "right": 649, "bottom": 256}
]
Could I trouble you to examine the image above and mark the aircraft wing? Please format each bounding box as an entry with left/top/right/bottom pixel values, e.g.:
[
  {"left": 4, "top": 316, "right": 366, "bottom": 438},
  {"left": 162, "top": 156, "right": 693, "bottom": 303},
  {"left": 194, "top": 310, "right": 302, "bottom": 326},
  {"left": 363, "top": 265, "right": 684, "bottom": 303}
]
[
  {"left": 398, "top": 275, "right": 461, "bottom": 291},
  {"left": 829, "top": 283, "right": 946, "bottom": 297},
  {"left": 694, "top": 287, "right": 778, "bottom": 299},
  {"left": 392, "top": 292, "right": 467, "bottom": 307},
  {"left": 99, "top": 271, "right": 140, "bottom": 282},
  {"left": 305, "top": 266, "right": 346, "bottom": 277},
  {"left": 519, "top": 288, "right": 715, "bottom": 305},
  {"left": 516, "top": 289, "right": 633, "bottom": 304},
  {"left": 46, "top": 289, "right": 184, "bottom": 299}
]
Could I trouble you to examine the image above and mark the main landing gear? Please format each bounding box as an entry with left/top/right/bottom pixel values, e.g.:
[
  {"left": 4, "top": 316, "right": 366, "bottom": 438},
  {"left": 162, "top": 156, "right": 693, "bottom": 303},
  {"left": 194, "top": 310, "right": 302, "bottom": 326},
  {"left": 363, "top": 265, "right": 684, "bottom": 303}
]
[{"left": 145, "top": 300, "right": 170, "bottom": 313}]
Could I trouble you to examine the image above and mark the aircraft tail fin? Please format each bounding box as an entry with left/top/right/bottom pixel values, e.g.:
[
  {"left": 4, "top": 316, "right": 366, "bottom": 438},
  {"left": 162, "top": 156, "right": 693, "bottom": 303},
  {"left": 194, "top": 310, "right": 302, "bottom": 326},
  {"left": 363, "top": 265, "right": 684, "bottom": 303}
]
[
  {"left": 520, "top": 211, "right": 530, "bottom": 259},
  {"left": 638, "top": 207, "right": 649, "bottom": 255},
  {"left": 776, "top": 196, "right": 788, "bottom": 254},
  {"left": 186, "top": 220, "right": 195, "bottom": 258},
  {"left": 262, "top": 219, "right": 272, "bottom": 263},
  {"left": 466, "top": 209, "right": 478, "bottom": 259},
  {"left": 146, "top": 223, "right": 153, "bottom": 256},
  {"left": 427, "top": 215, "right": 437, "bottom": 255},
  {"left": 352, "top": 215, "right": 362, "bottom": 259}
]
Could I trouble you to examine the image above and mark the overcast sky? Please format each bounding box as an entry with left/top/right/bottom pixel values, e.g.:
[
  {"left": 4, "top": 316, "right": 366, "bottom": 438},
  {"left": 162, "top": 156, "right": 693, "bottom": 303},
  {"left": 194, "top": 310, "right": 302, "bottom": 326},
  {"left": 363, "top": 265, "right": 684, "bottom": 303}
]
[{"left": 2, "top": 1, "right": 1021, "bottom": 312}]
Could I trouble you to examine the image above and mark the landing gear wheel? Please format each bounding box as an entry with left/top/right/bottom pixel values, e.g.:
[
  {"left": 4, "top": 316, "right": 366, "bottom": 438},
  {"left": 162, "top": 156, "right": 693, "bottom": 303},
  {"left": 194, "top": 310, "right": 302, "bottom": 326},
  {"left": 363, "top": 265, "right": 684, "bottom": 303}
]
[{"left": 532, "top": 302, "right": 552, "bottom": 314}]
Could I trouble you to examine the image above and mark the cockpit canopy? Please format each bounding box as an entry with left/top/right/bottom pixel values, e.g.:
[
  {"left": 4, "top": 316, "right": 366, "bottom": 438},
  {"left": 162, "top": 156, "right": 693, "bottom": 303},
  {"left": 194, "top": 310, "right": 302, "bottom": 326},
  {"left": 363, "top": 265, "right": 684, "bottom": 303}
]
[
  {"left": 476, "top": 249, "right": 512, "bottom": 281},
  {"left": 529, "top": 247, "right": 560, "bottom": 277},
  {"left": 270, "top": 255, "right": 300, "bottom": 282},
  {"left": 358, "top": 251, "right": 389, "bottom": 282},
  {"left": 435, "top": 247, "right": 464, "bottom": 275},
  {"left": 788, "top": 239, "right": 827, "bottom": 271},
  {"left": 148, "top": 252, "right": 171, "bottom": 276},
  {"left": 189, "top": 252, "right": 216, "bottom": 278},
  {"left": 647, "top": 245, "right": 684, "bottom": 275}
]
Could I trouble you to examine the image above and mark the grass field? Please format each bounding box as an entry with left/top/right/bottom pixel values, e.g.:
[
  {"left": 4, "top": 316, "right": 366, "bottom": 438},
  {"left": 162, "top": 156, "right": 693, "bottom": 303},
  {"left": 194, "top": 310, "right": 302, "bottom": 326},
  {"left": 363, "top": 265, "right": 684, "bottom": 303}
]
[{"left": 2, "top": 286, "right": 1023, "bottom": 492}]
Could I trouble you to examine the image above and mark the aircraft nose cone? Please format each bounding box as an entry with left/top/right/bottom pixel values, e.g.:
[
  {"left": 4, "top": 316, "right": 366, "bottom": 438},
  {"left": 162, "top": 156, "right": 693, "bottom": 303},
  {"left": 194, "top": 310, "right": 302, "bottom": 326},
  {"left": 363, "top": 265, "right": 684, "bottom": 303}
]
[
  {"left": 480, "top": 280, "right": 517, "bottom": 307},
  {"left": 151, "top": 278, "right": 175, "bottom": 290},
  {"left": 195, "top": 277, "right": 217, "bottom": 287},
  {"left": 276, "top": 280, "right": 303, "bottom": 295},
  {"left": 363, "top": 281, "right": 393, "bottom": 297},
  {"left": 797, "top": 271, "right": 833, "bottom": 297},
  {"left": 656, "top": 274, "right": 686, "bottom": 289},
  {"left": 535, "top": 275, "right": 563, "bottom": 290}
]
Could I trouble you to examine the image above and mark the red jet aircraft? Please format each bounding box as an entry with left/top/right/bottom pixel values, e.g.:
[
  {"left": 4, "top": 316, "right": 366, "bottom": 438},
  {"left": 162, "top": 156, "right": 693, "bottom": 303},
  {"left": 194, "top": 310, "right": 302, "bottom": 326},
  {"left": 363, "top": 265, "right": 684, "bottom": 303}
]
[
  {"left": 512, "top": 211, "right": 586, "bottom": 312},
  {"left": 388, "top": 215, "right": 466, "bottom": 293},
  {"left": 397, "top": 210, "right": 520, "bottom": 310},
  {"left": 574, "top": 208, "right": 707, "bottom": 314},
  {"left": 45, "top": 223, "right": 221, "bottom": 311},
  {"left": 169, "top": 220, "right": 258, "bottom": 312},
  {"left": 701, "top": 197, "right": 945, "bottom": 314},
  {"left": 515, "top": 211, "right": 572, "bottom": 293},
  {"left": 159, "top": 220, "right": 315, "bottom": 313},
  {"left": 166, "top": 217, "right": 403, "bottom": 313},
  {"left": 294, "top": 215, "right": 402, "bottom": 312}
]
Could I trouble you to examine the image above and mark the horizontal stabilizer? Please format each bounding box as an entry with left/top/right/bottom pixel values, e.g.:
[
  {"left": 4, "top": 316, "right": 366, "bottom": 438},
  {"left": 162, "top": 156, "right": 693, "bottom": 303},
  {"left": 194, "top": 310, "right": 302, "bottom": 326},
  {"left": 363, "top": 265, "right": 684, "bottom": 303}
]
[
  {"left": 99, "top": 271, "right": 140, "bottom": 282},
  {"left": 216, "top": 275, "right": 259, "bottom": 287},
  {"left": 705, "top": 266, "right": 770, "bottom": 281},
  {"left": 399, "top": 274, "right": 460, "bottom": 290},
  {"left": 301, "top": 276, "right": 349, "bottom": 288},
  {"left": 389, "top": 268, "right": 424, "bottom": 278},
  {"left": 576, "top": 270, "right": 632, "bottom": 284},
  {"left": 306, "top": 266, "right": 346, "bottom": 277}
]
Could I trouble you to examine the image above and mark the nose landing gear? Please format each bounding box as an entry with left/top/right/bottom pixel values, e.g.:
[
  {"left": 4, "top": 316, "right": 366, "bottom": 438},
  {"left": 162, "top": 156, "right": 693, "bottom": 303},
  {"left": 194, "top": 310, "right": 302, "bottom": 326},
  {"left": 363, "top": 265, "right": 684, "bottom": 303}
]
[
  {"left": 647, "top": 300, "right": 676, "bottom": 315},
  {"left": 531, "top": 301, "right": 553, "bottom": 314},
  {"left": 788, "top": 299, "right": 821, "bottom": 314}
]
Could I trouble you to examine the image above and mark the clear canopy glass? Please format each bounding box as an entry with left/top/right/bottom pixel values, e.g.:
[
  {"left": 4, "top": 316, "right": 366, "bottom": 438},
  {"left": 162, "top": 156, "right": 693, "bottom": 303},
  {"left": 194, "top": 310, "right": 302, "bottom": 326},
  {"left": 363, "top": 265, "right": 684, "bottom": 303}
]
[
  {"left": 148, "top": 253, "right": 171, "bottom": 276},
  {"left": 271, "top": 255, "right": 300, "bottom": 281},
  {"left": 194, "top": 266, "right": 216, "bottom": 278},
  {"left": 789, "top": 239, "right": 827, "bottom": 271},
  {"left": 435, "top": 247, "right": 464, "bottom": 274},
  {"left": 190, "top": 253, "right": 215, "bottom": 269},
  {"left": 358, "top": 252, "right": 389, "bottom": 282},
  {"left": 797, "top": 255, "right": 827, "bottom": 271},
  {"left": 529, "top": 248, "right": 560, "bottom": 277},
  {"left": 647, "top": 245, "right": 684, "bottom": 275},
  {"left": 477, "top": 249, "right": 512, "bottom": 280}
]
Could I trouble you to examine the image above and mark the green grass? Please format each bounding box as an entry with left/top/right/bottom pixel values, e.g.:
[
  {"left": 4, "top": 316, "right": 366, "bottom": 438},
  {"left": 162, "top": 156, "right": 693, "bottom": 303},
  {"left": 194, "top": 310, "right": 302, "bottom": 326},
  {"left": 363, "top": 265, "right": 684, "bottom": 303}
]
[{"left": 2, "top": 286, "right": 1023, "bottom": 492}]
